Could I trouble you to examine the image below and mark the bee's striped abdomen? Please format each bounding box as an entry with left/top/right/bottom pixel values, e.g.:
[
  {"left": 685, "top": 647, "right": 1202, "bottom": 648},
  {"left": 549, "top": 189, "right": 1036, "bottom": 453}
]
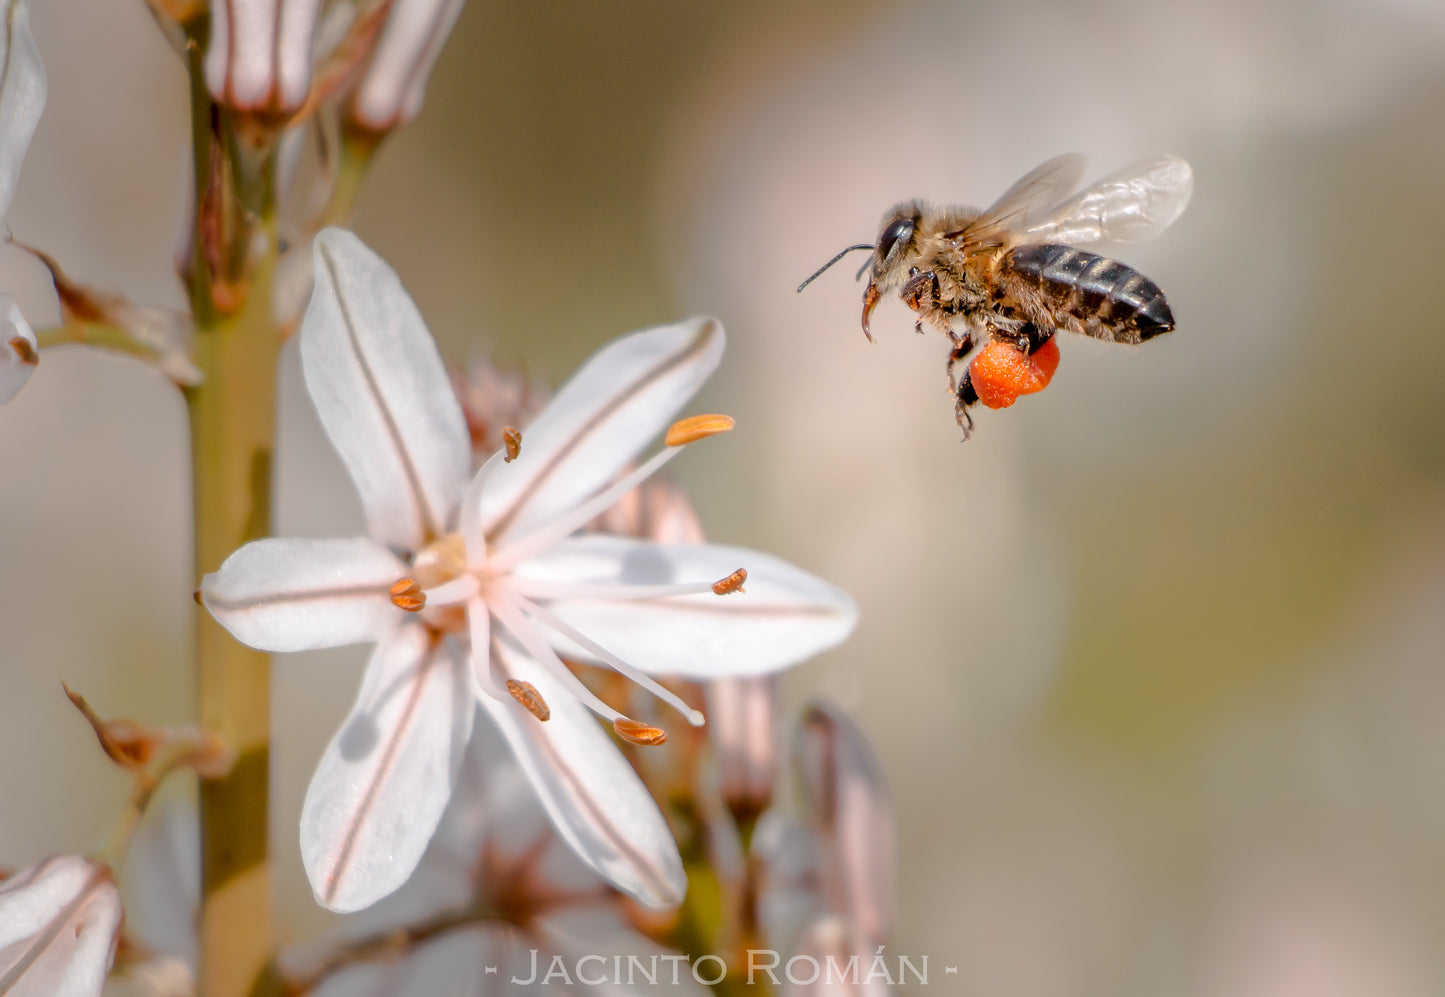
[{"left": 1003, "top": 244, "right": 1173, "bottom": 344}]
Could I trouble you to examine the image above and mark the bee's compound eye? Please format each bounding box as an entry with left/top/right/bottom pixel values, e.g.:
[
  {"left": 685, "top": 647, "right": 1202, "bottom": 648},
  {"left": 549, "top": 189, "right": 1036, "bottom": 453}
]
[{"left": 876, "top": 218, "right": 914, "bottom": 260}]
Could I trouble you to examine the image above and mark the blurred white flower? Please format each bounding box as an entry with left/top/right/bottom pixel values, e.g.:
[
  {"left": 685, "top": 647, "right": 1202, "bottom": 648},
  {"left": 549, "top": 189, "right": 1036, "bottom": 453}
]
[
  {"left": 346, "top": 0, "right": 466, "bottom": 134},
  {"left": 0, "top": 855, "right": 123, "bottom": 997},
  {"left": 295, "top": 721, "right": 708, "bottom": 995},
  {"left": 205, "top": 0, "right": 324, "bottom": 115},
  {"left": 0, "top": 0, "right": 45, "bottom": 407},
  {"left": 202, "top": 228, "right": 856, "bottom": 914},
  {"left": 756, "top": 703, "right": 894, "bottom": 996}
]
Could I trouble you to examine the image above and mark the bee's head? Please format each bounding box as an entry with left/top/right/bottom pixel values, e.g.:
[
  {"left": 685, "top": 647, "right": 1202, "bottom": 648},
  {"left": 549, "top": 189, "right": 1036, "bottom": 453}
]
[
  {"left": 793, "top": 203, "right": 923, "bottom": 342},
  {"left": 859, "top": 204, "right": 922, "bottom": 340},
  {"left": 871, "top": 212, "right": 916, "bottom": 275}
]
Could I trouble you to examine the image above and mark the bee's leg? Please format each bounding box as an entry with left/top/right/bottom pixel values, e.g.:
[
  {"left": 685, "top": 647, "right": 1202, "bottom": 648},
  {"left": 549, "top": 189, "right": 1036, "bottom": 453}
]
[
  {"left": 945, "top": 329, "right": 975, "bottom": 394},
  {"left": 900, "top": 270, "right": 941, "bottom": 334},
  {"left": 953, "top": 366, "right": 978, "bottom": 441},
  {"left": 1009, "top": 322, "right": 1053, "bottom": 355}
]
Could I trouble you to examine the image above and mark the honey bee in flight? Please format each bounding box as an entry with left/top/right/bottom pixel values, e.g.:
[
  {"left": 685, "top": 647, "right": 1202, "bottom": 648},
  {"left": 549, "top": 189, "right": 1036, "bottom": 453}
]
[{"left": 797, "top": 154, "right": 1193, "bottom": 438}]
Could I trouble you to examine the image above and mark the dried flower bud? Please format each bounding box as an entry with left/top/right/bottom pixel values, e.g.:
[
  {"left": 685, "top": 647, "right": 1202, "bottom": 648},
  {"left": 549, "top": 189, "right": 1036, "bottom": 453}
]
[
  {"left": 346, "top": 0, "right": 466, "bottom": 134},
  {"left": 206, "top": 0, "right": 325, "bottom": 116},
  {"left": 22, "top": 245, "right": 201, "bottom": 386}
]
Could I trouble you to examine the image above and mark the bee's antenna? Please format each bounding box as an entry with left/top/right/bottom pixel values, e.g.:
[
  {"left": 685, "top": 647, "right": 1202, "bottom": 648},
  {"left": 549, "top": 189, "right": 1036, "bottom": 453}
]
[{"left": 796, "top": 244, "right": 875, "bottom": 293}]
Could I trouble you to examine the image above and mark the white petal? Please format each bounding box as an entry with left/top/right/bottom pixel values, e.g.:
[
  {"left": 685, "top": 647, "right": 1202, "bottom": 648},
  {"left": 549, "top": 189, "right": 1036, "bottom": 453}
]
[
  {"left": 519, "top": 535, "right": 858, "bottom": 679},
  {"left": 301, "top": 628, "right": 474, "bottom": 912},
  {"left": 0, "top": 855, "right": 122, "bottom": 997},
  {"left": 0, "top": 0, "right": 45, "bottom": 220},
  {"left": 310, "top": 925, "right": 520, "bottom": 997},
  {"left": 484, "top": 641, "right": 686, "bottom": 909},
  {"left": 537, "top": 908, "right": 713, "bottom": 995},
  {"left": 201, "top": 537, "right": 409, "bottom": 653},
  {"left": 0, "top": 295, "right": 37, "bottom": 405},
  {"left": 479, "top": 317, "right": 724, "bottom": 544},
  {"left": 303, "top": 228, "right": 470, "bottom": 551}
]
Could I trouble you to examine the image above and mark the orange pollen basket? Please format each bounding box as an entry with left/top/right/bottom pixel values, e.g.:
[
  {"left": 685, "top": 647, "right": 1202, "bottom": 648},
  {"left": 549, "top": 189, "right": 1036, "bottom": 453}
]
[
  {"left": 502, "top": 425, "right": 522, "bottom": 462},
  {"left": 389, "top": 577, "right": 426, "bottom": 612},
  {"left": 665, "top": 413, "right": 735, "bottom": 447},
  {"left": 968, "top": 338, "right": 1061, "bottom": 410},
  {"left": 613, "top": 718, "right": 668, "bottom": 746},
  {"left": 506, "top": 679, "right": 551, "bottom": 721},
  {"left": 712, "top": 568, "right": 748, "bottom": 595}
]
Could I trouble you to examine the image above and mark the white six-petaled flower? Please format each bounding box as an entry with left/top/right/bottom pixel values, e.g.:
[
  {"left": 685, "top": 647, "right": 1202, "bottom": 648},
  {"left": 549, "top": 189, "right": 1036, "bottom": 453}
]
[{"left": 201, "top": 228, "right": 856, "bottom": 914}]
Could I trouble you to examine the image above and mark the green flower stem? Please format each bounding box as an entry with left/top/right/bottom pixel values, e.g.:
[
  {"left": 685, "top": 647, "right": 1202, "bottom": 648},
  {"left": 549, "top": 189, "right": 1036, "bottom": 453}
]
[
  {"left": 183, "top": 44, "right": 283, "bottom": 997},
  {"left": 33, "top": 321, "right": 168, "bottom": 364}
]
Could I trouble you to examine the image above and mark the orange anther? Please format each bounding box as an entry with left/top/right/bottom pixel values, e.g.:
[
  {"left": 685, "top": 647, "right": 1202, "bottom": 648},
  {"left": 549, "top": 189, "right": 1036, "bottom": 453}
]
[
  {"left": 614, "top": 718, "right": 668, "bottom": 746},
  {"left": 389, "top": 578, "right": 426, "bottom": 612},
  {"left": 8, "top": 336, "right": 37, "bottom": 366},
  {"left": 506, "top": 679, "right": 550, "bottom": 721},
  {"left": 665, "top": 414, "right": 735, "bottom": 447},
  {"left": 502, "top": 426, "right": 521, "bottom": 462},
  {"left": 712, "top": 568, "right": 748, "bottom": 595}
]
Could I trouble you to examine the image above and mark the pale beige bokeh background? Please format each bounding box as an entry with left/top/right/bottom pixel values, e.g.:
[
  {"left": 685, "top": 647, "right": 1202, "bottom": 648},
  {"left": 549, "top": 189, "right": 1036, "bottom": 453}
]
[{"left": 3, "top": 1, "right": 1445, "bottom": 994}]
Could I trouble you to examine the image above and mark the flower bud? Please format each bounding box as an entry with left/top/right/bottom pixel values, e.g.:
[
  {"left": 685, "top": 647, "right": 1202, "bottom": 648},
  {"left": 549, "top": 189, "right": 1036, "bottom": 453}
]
[
  {"left": 794, "top": 701, "right": 894, "bottom": 945},
  {"left": 707, "top": 676, "right": 778, "bottom": 819},
  {"left": 346, "top": 0, "right": 466, "bottom": 134},
  {"left": 206, "top": 0, "right": 325, "bottom": 116}
]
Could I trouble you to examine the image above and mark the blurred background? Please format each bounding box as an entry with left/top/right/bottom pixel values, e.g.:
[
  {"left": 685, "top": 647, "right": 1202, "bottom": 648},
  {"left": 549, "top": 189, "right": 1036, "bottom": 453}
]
[{"left": 4, "top": 0, "right": 1445, "bottom": 993}]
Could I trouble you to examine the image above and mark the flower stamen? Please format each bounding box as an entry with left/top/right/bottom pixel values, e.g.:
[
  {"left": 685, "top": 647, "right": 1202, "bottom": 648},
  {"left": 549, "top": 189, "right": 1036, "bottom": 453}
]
[
  {"left": 389, "top": 578, "right": 426, "bottom": 612},
  {"left": 514, "top": 593, "right": 706, "bottom": 728},
  {"left": 664, "top": 413, "right": 735, "bottom": 447},
  {"left": 613, "top": 718, "right": 668, "bottom": 746},
  {"left": 488, "top": 591, "right": 628, "bottom": 725},
  {"left": 502, "top": 426, "right": 521, "bottom": 462},
  {"left": 712, "top": 568, "right": 747, "bottom": 595},
  {"left": 505, "top": 679, "right": 550, "bottom": 721},
  {"left": 487, "top": 445, "right": 682, "bottom": 571},
  {"left": 508, "top": 576, "right": 725, "bottom": 602}
]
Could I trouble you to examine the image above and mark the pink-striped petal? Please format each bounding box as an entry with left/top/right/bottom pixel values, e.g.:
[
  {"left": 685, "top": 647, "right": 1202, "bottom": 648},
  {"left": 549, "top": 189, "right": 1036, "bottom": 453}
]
[
  {"left": 484, "top": 640, "right": 686, "bottom": 909},
  {"left": 0, "top": 856, "right": 122, "bottom": 997},
  {"left": 478, "top": 317, "right": 724, "bottom": 545},
  {"left": 0, "top": 0, "right": 45, "bottom": 221},
  {"left": 518, "top": 535, "right": 857, "bottom": 679},
  {"left": 301, "top": 627, "right": 474, "bottom": 912},
  {"left": 200, "top": 537, "right": 409, "bottom": 653},
  {"left": 302, "top": 228, "right": 471, "bottom": 551}
]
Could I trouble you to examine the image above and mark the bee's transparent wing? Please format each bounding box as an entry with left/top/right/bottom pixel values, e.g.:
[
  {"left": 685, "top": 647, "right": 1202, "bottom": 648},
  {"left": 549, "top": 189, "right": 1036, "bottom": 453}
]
[
  {"left": 1021, "top": 155, "right": 1193, "bottom": 246},
  {"left": 950, "top": 153, "right": 1087, "bottom": 246}
]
